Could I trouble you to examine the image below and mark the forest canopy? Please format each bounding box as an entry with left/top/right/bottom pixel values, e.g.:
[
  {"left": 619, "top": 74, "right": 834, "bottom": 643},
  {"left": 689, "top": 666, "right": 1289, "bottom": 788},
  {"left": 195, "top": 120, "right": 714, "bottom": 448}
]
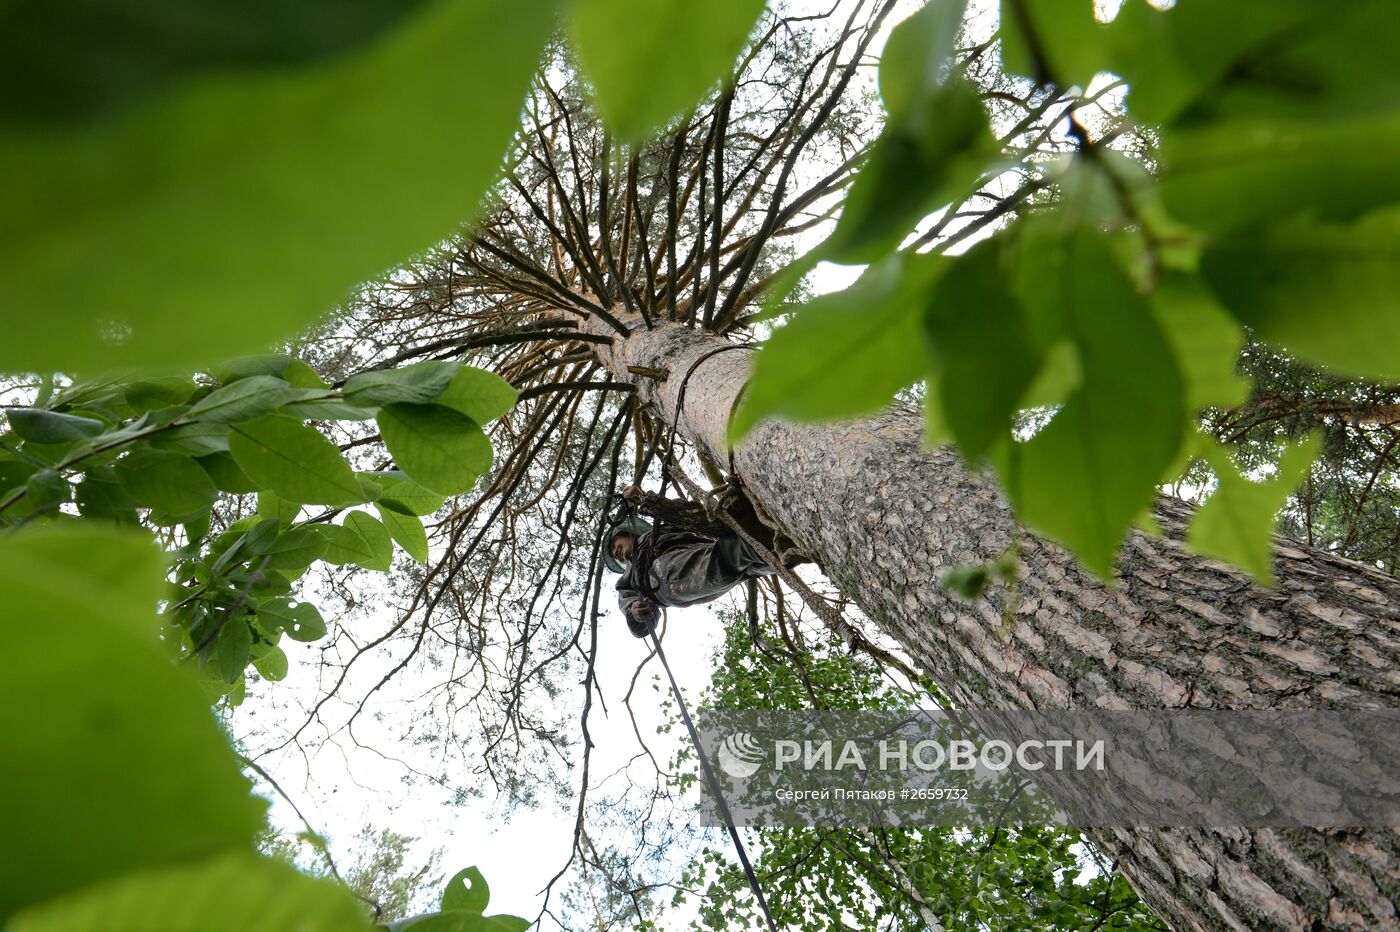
[{"left": 2, "top": 0, "right": 1398, "bottom": 930}]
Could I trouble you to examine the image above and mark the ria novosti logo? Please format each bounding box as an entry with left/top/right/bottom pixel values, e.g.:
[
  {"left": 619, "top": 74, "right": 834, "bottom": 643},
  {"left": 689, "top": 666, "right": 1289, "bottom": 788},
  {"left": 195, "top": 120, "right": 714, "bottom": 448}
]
[{"left": 717, "top": 732, "right": 765, "bottom": 778}]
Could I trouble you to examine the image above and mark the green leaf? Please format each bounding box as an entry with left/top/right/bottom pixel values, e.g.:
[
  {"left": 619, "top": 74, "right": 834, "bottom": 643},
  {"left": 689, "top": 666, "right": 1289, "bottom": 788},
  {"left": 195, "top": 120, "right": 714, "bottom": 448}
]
[
  {"left": 115, "top": 448, "right": 220, "bottom": 516},
  {"left": 1104, "top": 0, "right": 1312, "bottom": 125},
  {"left": 358, "top": 474, "right": 385, "bottom": 502},
  {"left": 376, "top": 504, "right": 429, "bottom": 564},
  {"left": 1045, "top": 150, "right": 1156, "bottom": 230},
  {"left": 122, "top": 377, "right": 196, "bottom": 413},
  {"left": 209, "top": 516, "right": 259, "bottom": 572},
  {"left": 1001, "top": 230, "right": 1185, "bottom": 575},
  {"left": 22, "top": 469, "right": 73, "bottom": 514},
  {"left": 0, "top": 458, "right": 39, "bottom": 493},
  {"left": 0, "top": 525, "right": 266, "bottom": 920},
  {"left": 877, "top": 1, "right": 965, "bottom": 121},
  {"left": 730, "top": 255, "right": 938, "bottom": 442},
  {"left": 1017, "top": 340, "right": 1081, "bottom": 411},
  {"left": 263, "top": 527, "right": 328, "bottom": 571},
  {"left": 316, "top": 511, "right": 394, "bottom": 572},
  {"left": 6, "top": 851, "right": 369, "bottom": 932},
  {"left": 401, "top": 913, "right": 530, "bottom": 932},
  {"left": 284, "top": 359, "right": 331, "bottom": 390},
  {"left": 436, "top": 366, "right": 518, "bottom": 425},
  {"left": 396, "top": 867, "right": 529, "bottom": 932},
  {"left": 442, "top": 867, "right": 490, "bottom": 915},
  {"left": 226, "top": 669, "right": 248, "bottom": 707},
  {"left": 14, "top": 524, "right": 171, "bottom": 620},
  {"left": 74, "top": 470, "right": 141, "bottom": 525},
  {"left": 940, "top": 564, "right": 990, "bottom": 601},
  {"left": 210, "top": 355, "right": 292, "bottom": 384},
  {"left": 228, "top": 416, "right": 363, "bottom": 506},
  {"left": 3, "top": 409, "right": 106, "bottom": 444},
  {"left": 187, "top": 375, "right": 313, "bottom": 423},
  {"left": 71, "top": 416, "right": 160, "bottom": 458},
  {"left": 1160, "top": 111, "right": 1400, "bottom": 234},
  {"left": 11, "top": 440, "right": 79, "bottom": 469},
  {"left": 366, "top": 470, "right": 448, "bottom": 516},
  {"left": 568, "top": 0, "right": 764, "bottom": 142},
  {"left": 1107, "top": 0, "right": 1389, "bottom": 126},
  {"left": 819, "top": 2, "right": 990, "bottom": 264},
  {"left": 149, "top": 421, "right": 231, "bottom": 457},
  {"left": 343, "top": 360, "right": 460, "bottom": 406},
  {"left": 1188, "top": 435, "right": 1322, "bottom": 586},
  {"left": 258, "top": 491, "right": 302, "bottom": 528},
  {"left": 196, "top": 452, "right": 260, "bottom": 494},
  {"left": 0, "top": 0, "right": 554, "bottom": 373},
  {"left": 922, "top": 379, "right": 951, "bottom": 449},
  {"left": 2, "top": 1, "right": 430, "bottom": 124},
  {"left": 249, "top": 568, "right": 293, "bottom": 599},
  {"left": 1200, "top": 207, "right": 1400, "bottom": 380},
  {"left": 253, "top": 645, "right": 290, "bottom": 683},
  {"left": 280, "top": 397, "right": 380, "bottom": 421},
  {"left": 185, "top": 510, "right": 213, "bottom": 545},
  {"left": 1000, "top": 0, "right": 1109, "bottom": 88},
  {"left": 924, "top": 241, "right": 1042, "bottom": 461},
  {"left": 216, "top": 618, "right": 253, "bottom": 684},
  {"left": 341, "top": 510, "right": 394, "bottom": 572},
  {"left": 821, "top": 80, "right": 990, "bottom": 264},
  {"left": 48, "top": 378, "right": 125, "bottom": 410},
  {"left": 376, "top": 404, "right": 493, "bottom": 496},
  {"left": 241, "top": 516, "right": 283, "bottom": 555},
  {"left": 1200, "top": 0, "right": 1400, "bottom": 122},
  {"left": 257, "top": 598, "right": 327, "bottom": 643},
  {"left": 1148, "top": 272, "right": 1247, "bottom": 410}
]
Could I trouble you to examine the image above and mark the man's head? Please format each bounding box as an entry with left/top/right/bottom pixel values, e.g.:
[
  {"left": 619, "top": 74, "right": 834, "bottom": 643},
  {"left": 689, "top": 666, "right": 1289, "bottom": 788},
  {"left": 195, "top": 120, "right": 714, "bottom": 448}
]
[
  {"left": 609, "top": 530, "right": 636, "bottom": 566},
  {"left": 602, "top": 515, "right": 650, "bottom": 573}
]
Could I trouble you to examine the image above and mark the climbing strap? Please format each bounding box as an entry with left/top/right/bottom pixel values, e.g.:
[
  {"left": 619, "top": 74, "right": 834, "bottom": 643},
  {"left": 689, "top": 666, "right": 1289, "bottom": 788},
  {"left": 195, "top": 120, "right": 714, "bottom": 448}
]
[{"left": 648, "top": 628, "right": 780, "bottom": 932}]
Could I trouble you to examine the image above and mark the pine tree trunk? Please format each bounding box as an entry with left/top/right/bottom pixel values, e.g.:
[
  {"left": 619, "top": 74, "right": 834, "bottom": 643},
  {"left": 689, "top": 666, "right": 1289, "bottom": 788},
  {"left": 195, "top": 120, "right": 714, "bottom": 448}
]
[{"left": 587, "top": 311, "right": 1400, "bottom": 931}]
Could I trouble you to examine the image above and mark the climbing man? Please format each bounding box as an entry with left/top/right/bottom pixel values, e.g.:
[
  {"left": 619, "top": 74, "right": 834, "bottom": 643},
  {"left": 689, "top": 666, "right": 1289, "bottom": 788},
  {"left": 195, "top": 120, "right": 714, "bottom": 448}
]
[{"left": 602, "top": 484, "right": 795, "bottom": 637}]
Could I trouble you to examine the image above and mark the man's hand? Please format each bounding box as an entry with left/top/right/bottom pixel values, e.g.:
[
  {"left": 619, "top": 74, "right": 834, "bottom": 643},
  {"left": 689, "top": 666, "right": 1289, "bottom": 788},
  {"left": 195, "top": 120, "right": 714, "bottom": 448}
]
[
  {"left": 629, "top": 596, "right": 658, "bottom": 623},
  {"left": 622, "top": 484, "right": 642, "bottom": 499}
]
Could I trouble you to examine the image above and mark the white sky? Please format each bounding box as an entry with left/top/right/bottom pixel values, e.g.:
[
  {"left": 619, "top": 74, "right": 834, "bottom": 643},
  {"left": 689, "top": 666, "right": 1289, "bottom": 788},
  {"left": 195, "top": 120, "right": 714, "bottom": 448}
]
[{"left": 241, "top": 582, "right": 737, "bottom": 924}]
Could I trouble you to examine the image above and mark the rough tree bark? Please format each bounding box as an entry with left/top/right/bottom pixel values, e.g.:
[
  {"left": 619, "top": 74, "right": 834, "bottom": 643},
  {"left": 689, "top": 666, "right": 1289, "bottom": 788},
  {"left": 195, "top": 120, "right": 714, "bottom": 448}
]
[{"left": 587, "top": 309, "right": 1400, "bottom": 932}]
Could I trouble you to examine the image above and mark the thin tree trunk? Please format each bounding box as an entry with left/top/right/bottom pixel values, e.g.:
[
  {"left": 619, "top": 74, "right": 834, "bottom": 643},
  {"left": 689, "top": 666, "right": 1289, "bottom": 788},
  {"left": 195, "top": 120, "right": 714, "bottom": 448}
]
[{"left": 587, "top": 310, "right": 1400, "bottom": 931}]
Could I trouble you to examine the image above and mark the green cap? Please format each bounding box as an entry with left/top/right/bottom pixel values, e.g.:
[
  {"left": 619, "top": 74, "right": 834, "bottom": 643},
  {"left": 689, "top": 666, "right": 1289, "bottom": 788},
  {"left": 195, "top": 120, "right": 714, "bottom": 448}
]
[{"left": 602, "top": 516, "right": 651, "bottom": 573}]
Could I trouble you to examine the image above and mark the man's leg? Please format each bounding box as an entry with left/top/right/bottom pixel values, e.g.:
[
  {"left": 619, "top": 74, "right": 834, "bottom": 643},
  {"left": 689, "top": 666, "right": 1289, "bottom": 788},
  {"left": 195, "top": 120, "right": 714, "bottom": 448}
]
[
  {"left": 651, "top": 536, "right": 770, "bottom": 607},
  {"left": 713, "top": 532, "right": 773, "bottom": 579}
]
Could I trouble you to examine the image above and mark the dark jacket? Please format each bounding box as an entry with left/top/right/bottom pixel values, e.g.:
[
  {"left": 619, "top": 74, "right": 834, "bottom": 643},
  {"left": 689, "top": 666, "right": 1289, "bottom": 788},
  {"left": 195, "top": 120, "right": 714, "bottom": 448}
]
[{"left": 616, "top": 528, "right": 771, "bottom": 637}]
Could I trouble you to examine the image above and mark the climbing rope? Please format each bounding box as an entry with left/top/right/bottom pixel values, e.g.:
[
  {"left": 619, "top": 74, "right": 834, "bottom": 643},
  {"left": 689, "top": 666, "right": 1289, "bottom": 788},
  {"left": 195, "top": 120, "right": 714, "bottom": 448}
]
[
  {"left": 600, "top": 341, "right": 796, "bottom": 931},
  {"left": 604, "top": 483, "right": 779, "bottom": 929},
  {"left": 648, "top": 626, "right": 781, "bottom": 932}
]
